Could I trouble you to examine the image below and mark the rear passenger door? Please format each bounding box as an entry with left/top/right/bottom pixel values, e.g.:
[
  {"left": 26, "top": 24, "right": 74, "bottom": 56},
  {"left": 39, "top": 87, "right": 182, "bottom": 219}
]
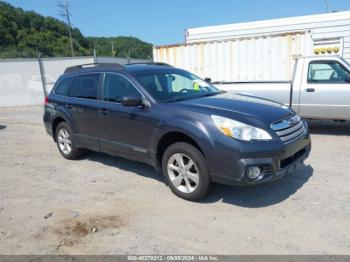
[{"left": 66, "top": 73, "right": 101, "bottom": 150}]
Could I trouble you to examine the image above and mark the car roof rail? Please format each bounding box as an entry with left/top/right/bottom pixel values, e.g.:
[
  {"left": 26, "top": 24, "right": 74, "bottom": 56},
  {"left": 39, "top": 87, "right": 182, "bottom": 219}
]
[
  {"left": 64, "top": 63, "right": 124, "bottom": 73},
  {"left": 125, "top": 62, "right": 173, "bottom": 67}
]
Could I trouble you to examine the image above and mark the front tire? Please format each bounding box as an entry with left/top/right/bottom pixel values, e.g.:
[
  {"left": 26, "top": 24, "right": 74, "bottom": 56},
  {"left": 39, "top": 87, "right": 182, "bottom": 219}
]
[
  {"left": 162, "top": 142, "right": 211, "bottom": 201},
  {"left": 55, "top": 122, "right": 83, "bottom": 160}
]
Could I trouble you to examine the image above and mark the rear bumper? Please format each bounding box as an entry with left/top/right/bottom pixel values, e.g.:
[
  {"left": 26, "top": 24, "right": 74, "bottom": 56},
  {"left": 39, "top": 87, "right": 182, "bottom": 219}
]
[
  {"left": 44, "top": 120, "right": 53, "bottom": 137},
  {"left": 43, "top": 106, "right": 53, "bottom": 137},
  {"left": 209, "top": 132, "right": 311, "bottom": 186}
]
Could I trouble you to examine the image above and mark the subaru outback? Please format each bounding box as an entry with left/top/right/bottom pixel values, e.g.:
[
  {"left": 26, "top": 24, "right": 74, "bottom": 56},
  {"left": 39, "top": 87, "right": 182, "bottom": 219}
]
[{"left": 44, "top": 63, "right": 311, "bottom": 201}]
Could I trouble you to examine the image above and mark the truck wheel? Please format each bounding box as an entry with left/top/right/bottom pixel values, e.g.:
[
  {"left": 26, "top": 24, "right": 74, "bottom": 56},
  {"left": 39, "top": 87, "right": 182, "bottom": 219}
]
[
  {"left": 162, "top": 142, "right": 211, "bottom": 201},
  {"left": 55, "top": 122, "right": 83, "bottom": 160}
]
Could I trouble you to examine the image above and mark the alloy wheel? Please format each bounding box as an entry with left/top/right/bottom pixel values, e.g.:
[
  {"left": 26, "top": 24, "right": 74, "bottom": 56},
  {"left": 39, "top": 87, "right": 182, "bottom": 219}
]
[
  {"left": 57, "top": 128, "right": 72, "bottom": 155},
  {"left": 167, "top": 153, "right": 200, "bottom": 193}
]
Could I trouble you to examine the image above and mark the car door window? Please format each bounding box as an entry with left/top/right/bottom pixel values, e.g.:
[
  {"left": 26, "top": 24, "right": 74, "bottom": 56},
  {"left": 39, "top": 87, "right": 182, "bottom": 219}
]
[
  {"left": 308, "top": 61, "right": 349, "bottom": 83},
  {"left": 103, "top": 73, "right": 140, "bottom": 102},
  {"left": 69, "top": 74, "right": 100, "bottom": 99},
  {"left": 54, "top": 77, "right": 74, "bottom": 96}
]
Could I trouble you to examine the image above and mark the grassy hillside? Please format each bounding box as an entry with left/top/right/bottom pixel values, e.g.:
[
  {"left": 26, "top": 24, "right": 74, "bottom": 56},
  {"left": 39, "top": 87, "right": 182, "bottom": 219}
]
[{"left": 0, "top": 1, "right": 152, "bottom": 59}]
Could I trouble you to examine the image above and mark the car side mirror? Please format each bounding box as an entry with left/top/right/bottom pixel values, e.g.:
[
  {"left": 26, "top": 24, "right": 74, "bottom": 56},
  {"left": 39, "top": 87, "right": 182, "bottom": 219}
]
[
  {"left": 204, "top": 77, "right": 212, "bottom": 83},
  {"left": 121, "top": 96, "right": 144, "bottom": 107}
]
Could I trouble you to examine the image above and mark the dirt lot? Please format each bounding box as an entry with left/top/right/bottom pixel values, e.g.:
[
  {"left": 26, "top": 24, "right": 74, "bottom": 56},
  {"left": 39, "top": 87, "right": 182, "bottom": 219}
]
[{"left": 0, "top": 106, "right": 349, "bottom": 255}]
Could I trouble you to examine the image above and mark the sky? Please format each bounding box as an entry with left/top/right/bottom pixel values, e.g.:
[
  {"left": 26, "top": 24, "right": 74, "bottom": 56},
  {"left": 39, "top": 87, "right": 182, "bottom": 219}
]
[{"left": 4, "top": 0, "right": 350, "bottom": 45}]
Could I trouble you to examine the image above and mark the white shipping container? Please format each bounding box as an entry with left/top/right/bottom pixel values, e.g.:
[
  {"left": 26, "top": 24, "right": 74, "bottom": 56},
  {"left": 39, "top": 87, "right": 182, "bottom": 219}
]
[
  {"left": 185, "top": 11, "right": 350, "bottom": 61},
  {"left": 154, "top": 11, "right": 350, "bottom": 81},
  {"left": 153, "top": 32, "right": 313, "bottom": 81}
]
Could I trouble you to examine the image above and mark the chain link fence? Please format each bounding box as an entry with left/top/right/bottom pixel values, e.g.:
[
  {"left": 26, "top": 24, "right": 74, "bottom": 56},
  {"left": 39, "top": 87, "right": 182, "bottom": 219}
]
[{"left": 0, "top": 56, "right": 149, "bottom": 107}]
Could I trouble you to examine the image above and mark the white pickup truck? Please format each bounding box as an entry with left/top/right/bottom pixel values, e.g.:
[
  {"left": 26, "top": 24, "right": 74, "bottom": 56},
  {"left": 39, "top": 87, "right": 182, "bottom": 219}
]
[{"left": 214, "top": 56, "right": 350, "bottom": 120}]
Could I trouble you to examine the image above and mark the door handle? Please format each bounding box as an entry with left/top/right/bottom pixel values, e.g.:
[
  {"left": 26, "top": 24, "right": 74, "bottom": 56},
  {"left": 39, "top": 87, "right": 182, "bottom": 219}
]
[
  {"left": 66, "top": 103, "right": 73, "bottom": 109},
  {"left": 98, "top": 108, "right": 109, "bottom": 115},
  {"left": 305, "top": 88, "right": 315, "bottom": 92}
]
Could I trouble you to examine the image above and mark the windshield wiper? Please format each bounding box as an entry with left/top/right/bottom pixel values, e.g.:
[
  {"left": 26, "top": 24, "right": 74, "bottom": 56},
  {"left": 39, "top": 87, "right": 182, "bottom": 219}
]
[
  {"left": 200, "top": 92, "right": 221, "bottom": 97},
  {"left": 163, "top": 92, "right": 221, "bottom": 103}
]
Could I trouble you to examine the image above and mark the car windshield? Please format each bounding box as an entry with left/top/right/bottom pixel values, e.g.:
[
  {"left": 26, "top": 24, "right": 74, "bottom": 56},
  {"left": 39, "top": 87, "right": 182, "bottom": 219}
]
[
  {"left": 343, "top": 59, "right": 350, "bottom": 68},
  {"left": 133, "top": 69, "right": 220, "bottom": 102}
]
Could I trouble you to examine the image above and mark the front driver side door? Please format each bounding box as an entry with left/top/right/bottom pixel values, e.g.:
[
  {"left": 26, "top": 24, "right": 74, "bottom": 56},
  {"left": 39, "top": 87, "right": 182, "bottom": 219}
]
[
  {"left": 97, "top": 73, "right": 158, "bottom": 161},
  {"left": 299, "top": 59, "right": 350, "bottom": 119}
]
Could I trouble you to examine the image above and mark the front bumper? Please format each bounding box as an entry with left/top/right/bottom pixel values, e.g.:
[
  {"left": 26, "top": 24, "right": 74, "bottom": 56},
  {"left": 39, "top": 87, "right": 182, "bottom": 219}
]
[{"left": 209, "top": 131, "right": 311, "bottom": 186}]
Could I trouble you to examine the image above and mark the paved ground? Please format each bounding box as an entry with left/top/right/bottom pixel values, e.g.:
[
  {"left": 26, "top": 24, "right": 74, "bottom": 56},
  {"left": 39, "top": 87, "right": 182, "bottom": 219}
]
[{"left": 0, "top": 106, "right": 349, "bottom": 255}]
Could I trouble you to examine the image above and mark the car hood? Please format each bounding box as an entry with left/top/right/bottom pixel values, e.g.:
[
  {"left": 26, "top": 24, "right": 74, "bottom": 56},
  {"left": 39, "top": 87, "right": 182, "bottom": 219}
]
[{"left": 174, "top": 92, "right": 294, "bottom": 124}]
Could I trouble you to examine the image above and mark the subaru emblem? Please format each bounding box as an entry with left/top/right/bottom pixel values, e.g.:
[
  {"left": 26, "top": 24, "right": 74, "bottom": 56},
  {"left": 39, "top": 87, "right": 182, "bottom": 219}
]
[{"left": 288, "top": 116, "right": 299, "bottom": 126}]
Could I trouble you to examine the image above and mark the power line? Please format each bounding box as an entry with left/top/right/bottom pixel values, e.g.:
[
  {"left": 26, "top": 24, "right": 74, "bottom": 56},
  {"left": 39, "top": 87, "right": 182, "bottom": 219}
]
[
  {"left": 68, "top": 5, "right": 120, "bottom": 56},
  {"left": 69, "top": 3, "right": 119, "bottom": 36},
  {"left": 68, "top": 8, "right": 110, "bottom": 36},
  {"left": 58, "top": 0, "right": 74, "bottom": 57},
  {"left": 70, "top": 4, "right": 132, "bottom": 57}
]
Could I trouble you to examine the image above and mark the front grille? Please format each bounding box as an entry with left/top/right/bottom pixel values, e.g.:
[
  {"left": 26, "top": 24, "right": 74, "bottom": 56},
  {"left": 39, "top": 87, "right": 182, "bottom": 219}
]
[
  {"left": 271, "top": 115, "right": 307, "bottom": 143},
  {"left": 280, "top": 148, "right": 306, "bottom": 169}
]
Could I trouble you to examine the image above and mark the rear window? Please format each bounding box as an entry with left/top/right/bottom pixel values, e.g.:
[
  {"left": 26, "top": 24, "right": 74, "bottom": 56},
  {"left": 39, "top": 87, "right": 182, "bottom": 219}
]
[
  {"left": 54, "top": 77, "right": 74, "bottom": 96},
  {"left": 69, "top": 74, "right": 100, "bottom": 100}
]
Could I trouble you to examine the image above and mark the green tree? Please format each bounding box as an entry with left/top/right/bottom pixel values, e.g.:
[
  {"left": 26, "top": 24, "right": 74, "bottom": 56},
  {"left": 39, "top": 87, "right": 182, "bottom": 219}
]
[
  {"left": 87, "top": 36, "right": 153, "bottom": 59},
  {"left": 0, "top": 1, "right": 153, "bottom": 59}
]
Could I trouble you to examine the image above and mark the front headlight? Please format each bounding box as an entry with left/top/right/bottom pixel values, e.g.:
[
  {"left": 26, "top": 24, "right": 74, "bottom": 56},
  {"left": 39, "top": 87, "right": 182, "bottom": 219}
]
[{"left": 211, "top": 115, "right": 272, "bottom": 141}]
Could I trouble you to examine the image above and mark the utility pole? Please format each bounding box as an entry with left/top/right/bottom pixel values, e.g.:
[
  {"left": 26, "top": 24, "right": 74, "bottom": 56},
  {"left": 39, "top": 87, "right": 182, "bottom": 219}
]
[
  {"left": 325, "top": 0, "right": 329, "bottom": 13},
  {"left": 111, "top": 41, "right": 115, "bottom": 57},
  {"left": 59, "top": 0, "right": 74, "bottom": 57},
  {"left": 124, "top": 50, "right": 131, "bottom": 63},
  {"left": 93, "top": 43, "right": 97, "bottom": 63}
]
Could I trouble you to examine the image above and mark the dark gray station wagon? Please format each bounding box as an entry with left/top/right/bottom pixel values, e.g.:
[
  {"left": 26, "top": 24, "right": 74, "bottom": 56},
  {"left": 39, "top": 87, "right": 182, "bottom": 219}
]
[{"left": 44, "top": 63, "right": 311, "bottom": 201}]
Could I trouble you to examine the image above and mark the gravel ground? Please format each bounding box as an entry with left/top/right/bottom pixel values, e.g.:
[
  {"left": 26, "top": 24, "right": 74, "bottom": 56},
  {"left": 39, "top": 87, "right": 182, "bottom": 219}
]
[{"left": 0, "top": 106, "right": 349, "bottom": 255}]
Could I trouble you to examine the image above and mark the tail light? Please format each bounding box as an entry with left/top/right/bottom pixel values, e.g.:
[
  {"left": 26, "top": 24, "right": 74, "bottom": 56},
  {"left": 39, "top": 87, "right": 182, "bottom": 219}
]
[{"left": 44, "top": 96, "right": 49, "bottom": 105}]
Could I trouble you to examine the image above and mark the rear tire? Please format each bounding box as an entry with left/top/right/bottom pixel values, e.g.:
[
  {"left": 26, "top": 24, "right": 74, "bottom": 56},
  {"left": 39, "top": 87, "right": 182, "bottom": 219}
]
[
  {"left": 55, "top": 122, "right": 83, "bottom": 160},
  {"left": 162, "top": 142, "right": 211, "bottom": 201}
]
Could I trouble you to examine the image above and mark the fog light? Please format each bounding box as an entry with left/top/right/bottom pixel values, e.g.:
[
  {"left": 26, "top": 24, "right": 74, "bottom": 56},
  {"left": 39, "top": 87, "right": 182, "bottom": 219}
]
[{"left": 247, "top": 166, "right": 262, "bottom": 180}]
